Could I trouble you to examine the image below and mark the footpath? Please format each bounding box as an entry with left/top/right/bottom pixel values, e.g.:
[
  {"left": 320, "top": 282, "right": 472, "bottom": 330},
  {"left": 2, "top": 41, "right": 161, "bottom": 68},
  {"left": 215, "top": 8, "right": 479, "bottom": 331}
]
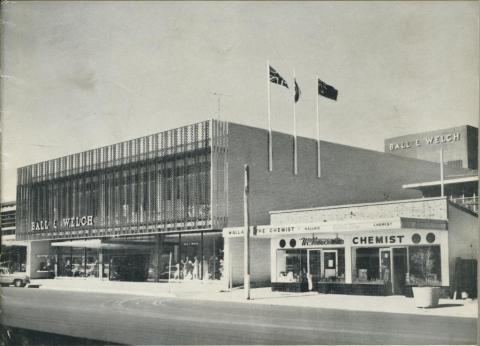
[{"left": 29, "top": 278, "right": 477, "bottom": 319}]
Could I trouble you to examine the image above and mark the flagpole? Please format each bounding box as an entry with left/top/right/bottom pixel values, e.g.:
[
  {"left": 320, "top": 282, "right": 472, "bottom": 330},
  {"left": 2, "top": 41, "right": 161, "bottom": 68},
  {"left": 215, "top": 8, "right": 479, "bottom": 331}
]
[
  {"left": 316, "top": 75, "right": 321, "bottom": 178},
  {"left": 440, "top": 148, "right": 444, "bottom": 197},
  {"left": 293, "top": 69, "right": 298, "bottom": 175},
  {"left": 267, "top": 60, "right": 273, "bottom": 171}
]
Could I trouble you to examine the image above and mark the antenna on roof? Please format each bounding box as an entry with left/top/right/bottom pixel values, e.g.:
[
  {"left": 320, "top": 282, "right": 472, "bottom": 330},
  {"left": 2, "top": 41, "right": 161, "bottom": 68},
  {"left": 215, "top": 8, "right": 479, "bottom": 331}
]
[{"left": 211, "top": 92, "right": 232, "bottom": 121}]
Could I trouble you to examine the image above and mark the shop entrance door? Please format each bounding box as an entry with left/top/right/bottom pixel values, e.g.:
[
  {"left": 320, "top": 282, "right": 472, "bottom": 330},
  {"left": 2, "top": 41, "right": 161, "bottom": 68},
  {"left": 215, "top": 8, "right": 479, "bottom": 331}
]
[
  {"left": 379, "top": 248, "right": 392, "bottom": 284},
  {"left": 392, "top": 248, "right": 408, "bottom": 295},
  {"left": 308, "top": 250, "right": 321, "bottom": 289},
  {"left": 323, "top": 250, "right": 338, "bottom": 279}
]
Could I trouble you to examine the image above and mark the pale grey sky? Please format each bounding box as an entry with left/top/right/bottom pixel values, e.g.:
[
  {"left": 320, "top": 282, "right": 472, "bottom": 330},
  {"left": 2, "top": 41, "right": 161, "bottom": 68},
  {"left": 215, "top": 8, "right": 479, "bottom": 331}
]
[{"left": 1, "top": 1, "right": 478, "bottom": 202}]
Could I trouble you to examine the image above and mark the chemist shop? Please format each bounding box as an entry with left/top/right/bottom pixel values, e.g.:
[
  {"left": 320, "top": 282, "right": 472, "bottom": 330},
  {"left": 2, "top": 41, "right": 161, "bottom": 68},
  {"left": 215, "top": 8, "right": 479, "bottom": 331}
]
[
  {"left": 269, "top": 218, "right": 449, "bottom": 295},
  {"left": 225, "top": 217, "right": 449, "bottom": 296}
]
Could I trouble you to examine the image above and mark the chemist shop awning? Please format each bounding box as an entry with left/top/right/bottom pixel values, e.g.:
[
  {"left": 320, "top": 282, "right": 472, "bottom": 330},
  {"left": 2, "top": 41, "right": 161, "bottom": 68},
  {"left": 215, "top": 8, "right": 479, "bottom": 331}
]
[{"left": 223, "top": 217, "right": 448, "bottom": 239}]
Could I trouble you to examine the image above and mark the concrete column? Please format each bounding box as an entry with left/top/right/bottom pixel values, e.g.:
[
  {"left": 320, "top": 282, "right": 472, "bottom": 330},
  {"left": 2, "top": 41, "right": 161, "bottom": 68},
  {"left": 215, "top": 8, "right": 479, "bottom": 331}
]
[
  {"left": 26, "top": 240, "right": 51, "bottom": 279},
  {"left": 441, "top": 232, "right": 450, "bottom": 287},
  {"left": 154, "top": 234, "right": 160, "bottom": 282},
  {"left": 98, "top": 248, "right": 104, "bottom": 280},
  {"left": 270, "top": 238, "right": 276, "bottom": 283},
  {"left": 223, "top": 237, "right": 230, "bottom": 290},
  {"left": 345, "top": 245, "right": 352, "bottom": 284}
]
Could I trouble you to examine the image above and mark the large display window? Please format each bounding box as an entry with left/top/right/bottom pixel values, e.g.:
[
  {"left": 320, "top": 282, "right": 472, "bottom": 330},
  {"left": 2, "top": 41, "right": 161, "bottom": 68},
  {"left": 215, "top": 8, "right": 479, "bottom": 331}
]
[
  {"left": 0, "top": 246, "right": 27, "bottom": 272},
  {"left": 57, "top": 247, "right": 99, "bottom": 277},
  {"left": 407, "top": 245, "right": 441, "bottom": 286},
  {"left": 161, "top": 232, "right": 223, "bottom": 281},
  {"left": 352, "top": 245, "right": 442, "bottom": 287},
  {"left": 276, "top": 249, "right": 308, "bottom": 283},
  {"left": 352, "top": 247, "right": 383, "bottom": 283}
]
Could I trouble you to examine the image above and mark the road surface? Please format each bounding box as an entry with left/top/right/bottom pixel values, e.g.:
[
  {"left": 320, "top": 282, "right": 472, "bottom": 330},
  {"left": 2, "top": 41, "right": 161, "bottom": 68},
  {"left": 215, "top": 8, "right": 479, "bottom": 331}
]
[{"left": 1, "top": 288, "right": 476, "bottom": 344}]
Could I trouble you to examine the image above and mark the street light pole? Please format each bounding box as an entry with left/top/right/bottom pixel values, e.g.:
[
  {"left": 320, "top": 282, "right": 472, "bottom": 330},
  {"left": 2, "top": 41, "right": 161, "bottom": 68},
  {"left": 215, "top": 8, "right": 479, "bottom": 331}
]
[{"left": 243, "top": 164, "right": 251, "bottom": 300}]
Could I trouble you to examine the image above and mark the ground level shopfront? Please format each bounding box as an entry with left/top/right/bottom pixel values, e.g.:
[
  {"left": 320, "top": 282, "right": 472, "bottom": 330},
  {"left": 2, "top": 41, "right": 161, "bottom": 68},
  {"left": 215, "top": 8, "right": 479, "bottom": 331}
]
[
  {"left": 224, "top": 216, "right": 449, "bottom": 296},
  {"left": 27, "top": 231, "right": 224, "bottom": 282},
  {"left": 1, "top": 235, "right": 28, "bottom": 273}
]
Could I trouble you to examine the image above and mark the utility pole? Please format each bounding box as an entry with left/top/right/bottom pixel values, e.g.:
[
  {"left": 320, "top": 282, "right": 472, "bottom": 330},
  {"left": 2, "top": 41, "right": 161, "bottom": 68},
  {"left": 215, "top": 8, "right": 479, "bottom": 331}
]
[{"left": 243, "top": 164, "right": 251, "bottom": 300}]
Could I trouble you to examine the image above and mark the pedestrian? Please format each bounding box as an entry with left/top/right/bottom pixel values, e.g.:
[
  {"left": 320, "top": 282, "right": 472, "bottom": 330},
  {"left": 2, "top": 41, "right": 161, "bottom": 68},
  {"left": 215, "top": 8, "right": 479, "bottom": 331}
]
[
  {"left": 174, "top": 262, "right": 180, "bottom": 280},
  {"left": 186, "top": 257, "right": 193, "bottom": 280},
  {"left": 192, "top": 257, "right": 199, "bottom": 280},
  {"left": 202, "top": 257, "right": 208, "bottom": 281},
  {"left": 182, "top": 257, "right": 188, "bottom": 280}
]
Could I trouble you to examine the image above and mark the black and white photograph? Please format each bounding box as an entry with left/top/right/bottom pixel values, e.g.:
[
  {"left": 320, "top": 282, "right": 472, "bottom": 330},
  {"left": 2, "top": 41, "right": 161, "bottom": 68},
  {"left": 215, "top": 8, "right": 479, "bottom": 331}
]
[{"left": 1, "top": 1, "right": 478, "bottom": 345}]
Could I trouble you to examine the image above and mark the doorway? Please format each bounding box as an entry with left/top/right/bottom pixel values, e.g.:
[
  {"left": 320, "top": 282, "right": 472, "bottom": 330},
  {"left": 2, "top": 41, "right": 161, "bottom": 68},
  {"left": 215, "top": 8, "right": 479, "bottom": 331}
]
[
  {"left": 308, "top": 250, "right": 321, "bottom": 289},
  {"left": 323, "top": 250, "right": 338, "bottom": 279},
  {"left": 379, "top": 248, "right": 392, "bottom": 284},
  {"left": 392, "top": 248, "right": 408, "bottom": 295}
]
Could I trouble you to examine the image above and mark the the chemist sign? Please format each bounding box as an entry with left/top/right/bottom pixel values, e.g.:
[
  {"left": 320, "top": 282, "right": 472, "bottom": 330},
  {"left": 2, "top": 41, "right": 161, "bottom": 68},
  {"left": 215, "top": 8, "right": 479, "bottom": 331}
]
[
  {"left": 350, "top": 230, "right": 441, "bottom": 246},
  {"left": 30, "top": 215, "right": 94, "bottom": 232},
  {"left": 352, "top": 235, "right": 405, "bottom": 245}
]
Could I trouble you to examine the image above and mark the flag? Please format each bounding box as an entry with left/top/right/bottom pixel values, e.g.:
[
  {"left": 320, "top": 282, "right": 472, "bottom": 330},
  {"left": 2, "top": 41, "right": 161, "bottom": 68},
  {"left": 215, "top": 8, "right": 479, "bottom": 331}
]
[
  {"left": 269, "top": 66, "right": 289, "bottom": 88},
  {"left": 294, "top": 79, "right": 301, "bottom": 103},
  {"left": 318, "top": 79, "right": 338, "bottom": 101}
]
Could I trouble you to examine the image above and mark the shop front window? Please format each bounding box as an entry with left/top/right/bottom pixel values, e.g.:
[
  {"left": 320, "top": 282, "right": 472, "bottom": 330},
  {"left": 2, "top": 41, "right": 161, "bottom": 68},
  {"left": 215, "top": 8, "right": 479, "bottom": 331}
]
[
  {"left": 407, "top": 246, "right": 441, "bottom": 286},
  {"left": 85, "top": 248, "right": 99, "bottom": 278},
  {"left": 163, "top": 232, "right": 223, "bottom": 281},
  {"left": 57, "top": 247, "right": 97, "bottom": 277},
  {"left": 37, "top": 255, "right": 55, "bottom": 272},
  {"left": 0, "top": 246, "right": 27, "bottom": 272},
  {"left": 179, "top": 233, "right": 203, "bottom": 281},
  {"left": 352, "top": 247, "right": 383, "bottom": 284},
  {"left": 276, "top": 249, "right": 307, "bottom": 283}
]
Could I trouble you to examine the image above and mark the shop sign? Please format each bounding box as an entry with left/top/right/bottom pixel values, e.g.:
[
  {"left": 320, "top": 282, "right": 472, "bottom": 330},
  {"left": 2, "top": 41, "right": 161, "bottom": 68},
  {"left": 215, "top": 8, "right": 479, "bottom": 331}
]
[
  {"left": 224, "top": 228, "right": 245, "bottom": 237},
  {"left": 223, "top": 218, "right": 401, "bottom": 238},
  {"left": 30, "top": 215, "right": 94, "bottom": 232},
  {"left": 255, "top": 226, "right": 295, "bottom": 236},
  {"left": 183, "top": 242, "right": 200, "bottom": 247},
  {"left": 300, "top": 236, "right": 344, "bottom": 246},
  {"left": 350, "top": 230, "right": 441, "bottom": 246},
  {"left": 388, "top": 132, "right": 460, "bottom": 152},
  {"left": 352, "top": 235, "right": 405, "bottom": 245}
]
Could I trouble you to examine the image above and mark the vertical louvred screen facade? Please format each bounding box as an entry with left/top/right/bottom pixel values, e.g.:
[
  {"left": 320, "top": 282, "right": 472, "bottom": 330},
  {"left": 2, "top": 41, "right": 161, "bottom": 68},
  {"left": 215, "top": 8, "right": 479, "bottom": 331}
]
[{"left": 16, "top": 120, "right": 229, "bottom": 241}]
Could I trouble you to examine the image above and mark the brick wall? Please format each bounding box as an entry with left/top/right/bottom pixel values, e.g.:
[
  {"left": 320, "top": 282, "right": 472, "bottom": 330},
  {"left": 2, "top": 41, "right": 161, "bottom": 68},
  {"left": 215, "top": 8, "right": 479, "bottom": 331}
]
[
  {"left": 225, "top": 122, "right": 462, "bottom": 228},
  {"left": 270, "top": 197, "right": 448, "bottom": 225}
]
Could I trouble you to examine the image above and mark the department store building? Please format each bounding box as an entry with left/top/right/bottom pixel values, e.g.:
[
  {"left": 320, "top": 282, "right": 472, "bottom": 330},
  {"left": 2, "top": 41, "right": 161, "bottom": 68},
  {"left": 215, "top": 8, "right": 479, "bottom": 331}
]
[{"left": 16, "top": 120, "right": 476, "bottom": 285}]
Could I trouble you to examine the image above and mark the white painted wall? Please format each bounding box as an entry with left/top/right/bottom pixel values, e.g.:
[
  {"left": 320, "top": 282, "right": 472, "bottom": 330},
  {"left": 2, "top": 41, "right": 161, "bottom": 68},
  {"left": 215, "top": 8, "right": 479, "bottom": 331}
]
[{"left": 228, "top": 237, "right": 271, "bottom": 286}]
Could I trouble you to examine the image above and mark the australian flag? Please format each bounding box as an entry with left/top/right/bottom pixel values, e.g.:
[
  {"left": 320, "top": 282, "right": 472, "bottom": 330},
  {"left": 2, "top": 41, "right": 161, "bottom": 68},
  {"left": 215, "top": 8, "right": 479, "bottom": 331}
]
[
  {"left": 318, "top": 79, "right": 338, "bottom": 101},
  {"left": 294, "top": 79, "right": 301, "bottom": 103},
  {"left": 269, "top": 66, "right": 289, "bottom": 88}
]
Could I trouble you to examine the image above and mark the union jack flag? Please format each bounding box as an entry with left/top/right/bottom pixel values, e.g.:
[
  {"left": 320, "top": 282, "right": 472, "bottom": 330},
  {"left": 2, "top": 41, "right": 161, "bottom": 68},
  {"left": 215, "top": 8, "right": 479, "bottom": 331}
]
[{"left": 269, "top": 66, "right": 289, "bottom": 88}]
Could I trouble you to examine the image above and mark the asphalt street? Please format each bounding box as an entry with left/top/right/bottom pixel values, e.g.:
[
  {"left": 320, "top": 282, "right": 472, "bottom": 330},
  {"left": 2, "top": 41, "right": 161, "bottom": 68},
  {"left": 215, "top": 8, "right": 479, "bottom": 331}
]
[{"left": 1, "top": 287, "right": 476, "bottom": 345}]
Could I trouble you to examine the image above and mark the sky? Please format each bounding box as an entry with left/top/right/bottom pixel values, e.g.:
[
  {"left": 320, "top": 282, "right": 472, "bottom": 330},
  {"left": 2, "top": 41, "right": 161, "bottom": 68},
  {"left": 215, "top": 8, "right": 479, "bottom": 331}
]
[{"left": 1, "top": 1, "right": 478, "bottom": 202}]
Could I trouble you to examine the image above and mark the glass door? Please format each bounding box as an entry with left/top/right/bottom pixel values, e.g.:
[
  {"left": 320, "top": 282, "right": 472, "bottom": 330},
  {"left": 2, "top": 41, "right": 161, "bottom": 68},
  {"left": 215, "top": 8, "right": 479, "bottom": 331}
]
[
  {"left": 379, "top": 248, "right": 392, "bottom": 284},
  {"left": 323, "top": 250, "right": 338, "bottom": 279}
]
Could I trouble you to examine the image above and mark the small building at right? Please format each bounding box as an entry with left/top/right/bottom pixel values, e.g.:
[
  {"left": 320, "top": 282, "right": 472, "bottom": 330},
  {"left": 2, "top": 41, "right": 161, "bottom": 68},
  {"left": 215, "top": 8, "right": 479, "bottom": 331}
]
[{"left": 265, "top": 196, "right": 477, "bottom": 297}]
